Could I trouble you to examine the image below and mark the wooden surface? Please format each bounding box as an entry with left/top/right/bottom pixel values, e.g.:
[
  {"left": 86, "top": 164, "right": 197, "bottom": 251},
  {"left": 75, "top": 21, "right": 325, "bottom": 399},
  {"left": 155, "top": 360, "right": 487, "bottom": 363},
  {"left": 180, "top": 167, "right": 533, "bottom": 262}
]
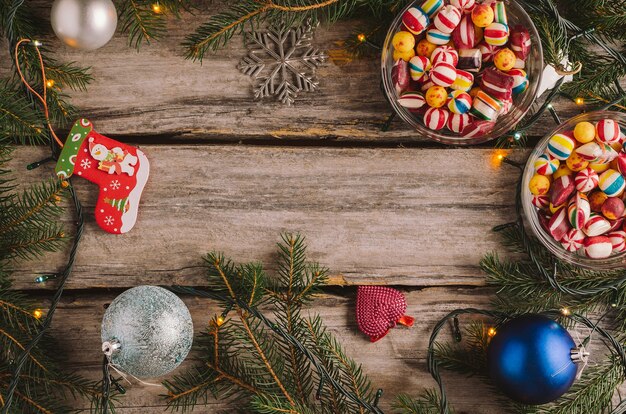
[{"left": 4, "top": 4, "right": 610, "bottom": 413}]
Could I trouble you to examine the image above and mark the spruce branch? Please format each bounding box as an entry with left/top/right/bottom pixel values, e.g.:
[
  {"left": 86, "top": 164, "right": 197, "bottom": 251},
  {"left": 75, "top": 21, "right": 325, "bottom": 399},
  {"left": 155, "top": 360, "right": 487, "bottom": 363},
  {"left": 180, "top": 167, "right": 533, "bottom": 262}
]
[{"left": 393, "top": 390, "right": 448, "bottom": 414}]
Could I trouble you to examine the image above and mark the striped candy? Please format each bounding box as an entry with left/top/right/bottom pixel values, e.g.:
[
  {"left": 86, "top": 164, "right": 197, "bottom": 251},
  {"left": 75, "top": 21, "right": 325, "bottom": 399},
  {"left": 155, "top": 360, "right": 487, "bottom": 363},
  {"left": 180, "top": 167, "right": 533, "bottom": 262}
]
[
  {"left": 478, "top": 41, "right": 500, "bottom": 62},
  {"left": 409, "top": 55, "right": 431, "bottom": 81},
  {"left": 421, "top": 0, "right": 444, "bottom": 17},
  {"left": 548, "top": 208, "right": 570, "bottom": 241},
  {"left": 484, "top": 22, "right": 509, "bottom": 46},
  {"left": 426, "top": 29, "right": 451, "bottom": 45},
  {"left": 568, "top": 192, "right": 591, "bottom": 230},
  {"left": 423, "top": 107, "right": 449, "bottom": 130},
  {"left": 450, "top": 0, "right": 475, "bottom": 13},
  {"left": 575, "top": 142, "right": 603, "bottom": 162},
  {"left": 431, "top": 46, "right": 459, "bottom": 67},
  {"left": 534, "top": 153, "right": 559, "bottom": 175},
  {"left": 509, "top": 68, "right": 529, "bottom": 95},
  {"left": 574, "top": 167, "right": 599, "bottom": 192},
  {"left": 532, "top": 194, "right": 550, "bottom": 210},
  {"left": 398, "top": 91, "right": 426, "bottom": 110},
  {"left": 595, "top": 143, "right": 619, "bottom": 164},
  {"left": 608, "top": 231, "right": 626, "bottom": 253},
  {"left": 510, "top": 25, "right": 531, "bottom": 60},
  {"left": 561, "top": 228, "right": 585, "bottom": 252},
  {"left": 457, "top": 48, "right": 482, "bottom": 72},
  {"left": 490, "top": 1, "right": 507, "bottom": 24},
  {"left": 450, "top": 69, "right": 474, "bottom": 92},
  {"left": 433, "top": 5, "right": 462, "bottom": 33},
  {"left": 446, "top": 113, "right": 470, "bottom": 133},
  {"left": 584, "top": 213, "right": 611, "bottom": 237},
  {"left": 420, "top": 76, "right": 436, "bottom": 92},
  {"left": 402, "top": 7, "right": 430, "bottom": 35},
  {"left": 596, "top": 119, "right": 621, "bottom": 144},
  {"left": 461, "top": 120, "right": 495, "bottom": 138},
  {"left": 392, "top": 58, "right": 410, "bottom": 94},
  {"left": 480, "top": 67, "right": 514, "bottom": 100},
  {"left": 547, "top": 132, "right": 576, "bottom": 160},
  {"left": 599, "top": 169, "right": 625, "bottom": 197},
  {"left": 583, "top": 236, "right": 613, "bottom": 258},
  {"left": 452, "top": 15, "right": 481, "bottom": 48},
  {"left": 498, "top": 96, "right": 513, "bottom": 115},
  {"left": 447, "top": 90, "right": 472, "bottom": 114},
  {"left": 469, "top": 91, "right": 502, "bottom": 121},
  {"left": 430, "top": 62, "right": 457, "bottom": 87}
]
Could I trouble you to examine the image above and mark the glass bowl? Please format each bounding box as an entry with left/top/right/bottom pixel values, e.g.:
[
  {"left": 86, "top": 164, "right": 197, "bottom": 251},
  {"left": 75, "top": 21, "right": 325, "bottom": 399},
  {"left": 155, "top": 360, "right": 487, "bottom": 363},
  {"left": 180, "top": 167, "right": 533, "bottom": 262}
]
[
  {"left": 381, "top": 0, "right": 543, "bottom": 145},
  {"left": 522, "top": 111, "right": 626, "bottom": 269}
]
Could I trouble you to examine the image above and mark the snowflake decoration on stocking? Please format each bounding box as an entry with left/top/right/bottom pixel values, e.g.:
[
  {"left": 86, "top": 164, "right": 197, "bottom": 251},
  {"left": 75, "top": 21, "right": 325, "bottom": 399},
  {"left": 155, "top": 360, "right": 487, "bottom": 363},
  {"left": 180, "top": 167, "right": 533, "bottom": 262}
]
[{"left": 238, "top": 21, "right": 327, "bottom": 105}]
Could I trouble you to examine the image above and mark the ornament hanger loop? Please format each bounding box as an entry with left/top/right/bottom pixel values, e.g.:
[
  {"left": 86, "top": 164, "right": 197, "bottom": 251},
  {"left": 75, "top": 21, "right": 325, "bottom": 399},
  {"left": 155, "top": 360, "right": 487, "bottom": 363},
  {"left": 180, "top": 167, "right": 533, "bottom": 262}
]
[
  {"left": 14, "top": 38, "right": 64, "bottom": 148},
  {"left": 554, "top": 61, "right": 583, "bottom": 76}
]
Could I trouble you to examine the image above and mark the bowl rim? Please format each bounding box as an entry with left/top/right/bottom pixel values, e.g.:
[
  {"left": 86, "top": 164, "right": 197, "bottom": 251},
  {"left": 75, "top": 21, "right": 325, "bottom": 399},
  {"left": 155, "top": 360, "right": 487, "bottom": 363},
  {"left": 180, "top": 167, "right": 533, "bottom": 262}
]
[
  {"left": 381, "top": 0, "right": 544, "bottom": 145},
  {"left": 521, "top": 110, "right": 626, "bottom": 269}
]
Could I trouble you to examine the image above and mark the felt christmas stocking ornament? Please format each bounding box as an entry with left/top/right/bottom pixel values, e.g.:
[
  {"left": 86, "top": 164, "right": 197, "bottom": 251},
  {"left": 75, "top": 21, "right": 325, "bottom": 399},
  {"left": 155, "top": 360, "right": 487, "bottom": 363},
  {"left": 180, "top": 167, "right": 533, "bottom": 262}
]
[
  {"left": 356, "top": 286, "right": 414, "bottom": 342},
  {"left": 55, "top": 119, "right": 150, "bottom": 234}
]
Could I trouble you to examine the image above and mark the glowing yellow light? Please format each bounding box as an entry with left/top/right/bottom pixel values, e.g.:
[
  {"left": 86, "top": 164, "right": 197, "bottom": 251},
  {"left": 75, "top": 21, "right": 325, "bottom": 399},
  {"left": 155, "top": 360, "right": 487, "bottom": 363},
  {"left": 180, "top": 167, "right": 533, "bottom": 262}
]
[
  {"left": 490, "top": 149, "right": 509, "bottom": 168},
  {"left": 357, "top": 33, "right": 366, "bottom": 43},
  {"left": 152, "top": 3, "right": 161, "bottom": 13},
  {"left": 487, "top": 327, "right": 497, "bottom": 337},
  {"left": 216, "top": 316, "right": 225, "bottom": 326},
  {"left": 61, "top": 180, "right": 69, "bottom": 188},
  {"left": 575, "top": 97, "right": 584, "bottom": 105},
  {"left": 561, "top": 307, "right": 570, "bottom": 316},
  {"left": 45, "top": 79, "right": 55, "bottom": 88},
  {"left": 33, "top": 309, "right": 43, "bottom": 319}
]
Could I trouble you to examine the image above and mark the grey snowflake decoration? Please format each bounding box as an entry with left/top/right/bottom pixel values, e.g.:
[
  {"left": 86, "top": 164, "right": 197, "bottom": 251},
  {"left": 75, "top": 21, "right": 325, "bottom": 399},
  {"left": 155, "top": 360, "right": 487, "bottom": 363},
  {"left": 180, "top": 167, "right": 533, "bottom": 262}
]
[{"left": 238, "top": 21, "right": 327, "bottom": 105}]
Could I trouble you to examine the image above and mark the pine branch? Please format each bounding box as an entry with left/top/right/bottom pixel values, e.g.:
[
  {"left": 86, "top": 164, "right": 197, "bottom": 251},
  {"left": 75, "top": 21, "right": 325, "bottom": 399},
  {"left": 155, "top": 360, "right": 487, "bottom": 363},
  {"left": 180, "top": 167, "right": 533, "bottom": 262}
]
[{"left": 393, "top": 390, "right": 448, "bottom": 414}]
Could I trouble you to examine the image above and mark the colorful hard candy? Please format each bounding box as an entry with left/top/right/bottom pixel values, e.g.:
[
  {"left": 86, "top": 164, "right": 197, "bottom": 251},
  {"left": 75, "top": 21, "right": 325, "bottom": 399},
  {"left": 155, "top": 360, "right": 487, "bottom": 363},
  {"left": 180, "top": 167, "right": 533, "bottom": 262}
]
[
  {"left": 484, "top": 22, "right": 509, "bottom": 46},
  {"left": 575, "top": 142, "right": 603, "bottom": 162},
  {"left": 584, "top": 213, "right": 611, "bottom": 237},
  {"left": 461, "top": 120, "right": 495, "bottom": 138},
  {"left": 509, "top": 69, "right": 528, "bottom": 95},
  {"left": 550, "top": 175, "right": 575, "bottom": 206},
  {"left": 398, "top": 91, "right": 427, "bottom": 110},
  {"left": 547, "top": 132, "right": 576, "bottom": 160},
  {"left": 596, "top": 119, "right": 621, "bottom": 144},
  {"left": 447, "top": 113, "right": 471, "bottom": 133},
  {"left": 513, "top": 58, "right": 525, "bottom": 69},
  {"left": 534, "top": 153, "right": 559, "bottom": 175},
  {"left": 393, "top": 48, "right": 416, "bottom": 62},
  {"left": 450, "top": 0, "right": 475, "bottom": 13},
  {"left": 532, "top": 194, "right": 550, "bottom": 210},
  {"left": 453, "top": 15, "right": 482, "bottom": 48},
  {"left": 568, "top": 192, "right": 590, "bottom": 230},
  {"left": 548, "top": 207, "right": 570, "bottom": 241},
  {"left": 431, "top": 45, "right": 459, "bottom": 66},
  {"left": 493, "top": 47, "right": 516, "bottom": 71},
  {"left": 409, "top": 55, "right": 431, "bottom": 81},
  {"left": 599, "top": 169, "right": 625, "bottom": 197},
  {"left": 608, "top": 231, "right": 626, "bottom": 253},
  {"left": 617, "top": 153, "right": 626, "bottom": 175},
  {"left": 498, "top": 96, "right": 512, "bottom": 115},
  {"left": 588, "top": 191, "right": 608, "bottom": 212},
  {"left": 583, "top": 236, "right": 613, "bottom": 258},
  {"left": 426, "top": 29, "right": 451, "bottom": 45},
  {"left": 420, "top": 76, "right": 436, "bottom": 92},
  {"left": 423, "top": 107, "right": 449, "bottom": 130},
  {"left": 490, "top": 1, "right": 507, "bottom": 25},
  {"left": 561, "top": 228, "right": 585, "bottom": 252},
  {"left": 425, "top": 85, "right": 448, "bottom": 108},
  {"left": 529, "top": 174, "right": 550, "bottom": 196},
  {"left": 480, "top": 67, "right": 514, "bottom": 100},
  {"left": 450, "top": 69, "right": 474, "bottom": 92},
  {"left": 574, "top": 122, "right": 596, "bottom": 144},
  {"left": 509, "top": 25, "right": 531, "bottom": 60},
  {"left": 566, "top": 152, "right": 589, "bottom": 172},
  {"left": 590, "top": 162, "right": 611, "bottom": 174},
  {"left": 550, "top": 202, "right": 566, "bottom": 215},
  {"left": 457, "top": 48, "right": 482, "bottom": 72},
  {"left": 469, "top": 90, "right": 501, "bottom": 121},
  {"left": 433, "top": 5, "right": 462, "bottom": 33},
  {"left": 554, "top": 164, "right": 573, "bottom": 180},
  {"left": 601, "top": 197, "right": 625, "bottom": 220},
  {"left": 392, "top": 58, "right": 411, "bottom": 94},
  {"left": 471, "top": 3, "right": 494, "bottom": 27},
  {"left": 575, "top": 168, "right": 599, "bottom": 192},
  {"left": 609, "top": 218, "right": 624, "bottom": 232},
  {"left": 416, "top": 39, "right": 437, "bottom": 57},
  {"left": 392, "top": 31, "right": 416, "bottom": 52},
  {"left": 478, "top": 41, "right": 499, "bottom": 62},
  {"left": 431, "top": 62, "right": 457, "bottom": 87},
  {"left": 596, "top": 143, "right": 619, "bottom": 164},
  {"left": 402, "top": 7, "right": 430, "bottom": 35},
  {"left": 421, "top": 0, "right": 443, "bottom": 17},
  {"left": 447, "top": 90, "right": 472, "bottom": 114}
]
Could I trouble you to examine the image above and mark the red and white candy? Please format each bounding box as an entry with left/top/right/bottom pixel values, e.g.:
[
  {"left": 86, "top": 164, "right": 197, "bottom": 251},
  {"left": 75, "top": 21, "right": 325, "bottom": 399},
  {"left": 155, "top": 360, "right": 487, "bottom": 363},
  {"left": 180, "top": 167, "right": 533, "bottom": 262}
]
[
  {"left": 574, "top": 167, "right": 599, "bottom": 192},
  {"left": 548, "top": 208, "right": 570, "bottom": 241},
  {"left": 568, "top": 192, "right": 590, "bottom": 230},
  {"left": 450, "top": 0, "right": 475, "bottom": 13},
  {"left": 402, "top": 7, "right": 430, "bottom": 35},
  {"left": 561, "top": 229, "right": 585, "bottom": 252},
  {"left": 583, "top": 236, "right": 613, "bottom": 259},
  {"left": 430, "top": 62, "right": 457, "bottom": 87},
  {"left": 398, "top": 92, "right": 427, "bottom": 110},
  {"left": 480, "top": 67, "right": 514, "bottom": 100},
  {"left": 608, "top": 231, "right": 626, "bottom": 253},
  {"left": 532, "top": 194, "right": 550, "bottom": 210},
  {"left": 596, "top": 119, "right": 621, "bottom": 144},
  {"left": 583, "top": 213, "right": 611, "bottom": 237},
  {"left": 431, "top": 46, "right": 459, "bottom": 66},
  {"left": 484, "top": 22, "right": 509, "bottom": 46},
  {"left": 461, "top": 120, "right": 495, "bottom": 138},
  {"left": 424, "top": 107, "right": 449, "bottom": 130},
  {"left": 479, "top": 41, "right": 500, "bottom": 62},
  {"left": 433, "top": 5, "right": 462, "bottom": 34},
  {"left": 510, "top": 25, "right": 531, "bottom": 60},
  {"left": 452, "top": 14, "right": 481, "bottom": 48},
  {"left": 447, "top": 113, "right": 470, "bottom": 133}
]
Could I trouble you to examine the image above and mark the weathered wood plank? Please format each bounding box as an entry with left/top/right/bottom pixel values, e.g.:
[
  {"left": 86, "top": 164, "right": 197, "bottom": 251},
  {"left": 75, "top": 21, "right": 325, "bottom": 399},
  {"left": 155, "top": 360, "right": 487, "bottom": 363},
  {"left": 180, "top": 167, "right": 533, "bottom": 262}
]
[
  {"left": 49, "top": 287, "right": 500, "bottom": 413},
  {"left": 9, "top": 145, "right": 526, "bottom": 290},
  {"left": 0, "top": 5, "right": 588, "bottom": 143}
]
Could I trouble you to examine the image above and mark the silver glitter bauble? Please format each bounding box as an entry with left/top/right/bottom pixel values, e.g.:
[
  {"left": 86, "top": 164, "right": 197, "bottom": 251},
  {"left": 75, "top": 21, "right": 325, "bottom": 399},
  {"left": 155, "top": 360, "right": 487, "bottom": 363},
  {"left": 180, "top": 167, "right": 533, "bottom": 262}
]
[
  {"left": 51, "top": 0, "right": 118, "bottom": 50},
  {"left": 101, "top": 286, "right": 193, "bottom": 379}
]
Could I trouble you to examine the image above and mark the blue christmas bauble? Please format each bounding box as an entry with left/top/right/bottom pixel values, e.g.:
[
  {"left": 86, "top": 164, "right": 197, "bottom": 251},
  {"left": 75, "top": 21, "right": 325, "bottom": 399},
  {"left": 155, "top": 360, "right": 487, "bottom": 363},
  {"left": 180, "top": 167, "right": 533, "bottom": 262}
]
[{"left": 487, "top": 314, "right": 577, "bottom": 405}]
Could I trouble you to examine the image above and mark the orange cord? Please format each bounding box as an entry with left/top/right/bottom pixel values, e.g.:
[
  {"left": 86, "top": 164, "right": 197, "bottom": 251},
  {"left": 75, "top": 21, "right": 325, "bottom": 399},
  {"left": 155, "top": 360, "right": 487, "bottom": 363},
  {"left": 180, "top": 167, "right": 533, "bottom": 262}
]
[{"left": 14, "top": 39, "right": 64, "bottom": 148}]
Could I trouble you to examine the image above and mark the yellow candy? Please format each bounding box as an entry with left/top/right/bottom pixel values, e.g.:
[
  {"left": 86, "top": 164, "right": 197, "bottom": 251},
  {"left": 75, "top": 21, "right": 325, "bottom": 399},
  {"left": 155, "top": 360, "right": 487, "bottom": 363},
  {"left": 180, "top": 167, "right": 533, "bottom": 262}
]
[
  {"left": 553, "top": 164, "right": 573, "bottom": 179},
  {"left": 393, "top": 48, "right": 416, "bottom": 62},
  {"left": 471, "top": 4, "right": 494, "bottom": 28},
  {"left": 566, "top": 152, "right": 589, "bottom": 172},
  {"left": 416, "top": 39, "right": 437, "bottom": 58},
  {"left": 494, "top": 48, "right": 516, "bottom": 71},
  {"left": 425, "top": 85, "right": 448, "bottom": 108},
  {"left": 549, "top": 202, "right": 565, "bottom": 214},
  {"left": 590, "top": 162, "right": 610, "bottom": 173},
  {"left": 393, "top": 31, "right": 416, "bottom": 53},
  {"left": 529, "top": 174, "right": 551, "bottom": 196},
  {"left": 610, "top": 141, "right": 622, "bottom": 152},
  {"left": 469, "top": 86, "right": 481, "bottom": 98},
  {"left": 573, "top": 121, "right": 596, "bottom": 143}
]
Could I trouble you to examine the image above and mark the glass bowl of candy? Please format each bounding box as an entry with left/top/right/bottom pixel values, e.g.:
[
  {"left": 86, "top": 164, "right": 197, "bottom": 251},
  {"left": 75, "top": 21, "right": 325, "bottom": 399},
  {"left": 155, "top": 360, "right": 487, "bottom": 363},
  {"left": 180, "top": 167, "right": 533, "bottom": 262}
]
[
  {"left": 381, "top": 0, "right": 543, "bottom": 145},
  {"left": 522, "top": 111, "right": 626, "bottom": 268}
]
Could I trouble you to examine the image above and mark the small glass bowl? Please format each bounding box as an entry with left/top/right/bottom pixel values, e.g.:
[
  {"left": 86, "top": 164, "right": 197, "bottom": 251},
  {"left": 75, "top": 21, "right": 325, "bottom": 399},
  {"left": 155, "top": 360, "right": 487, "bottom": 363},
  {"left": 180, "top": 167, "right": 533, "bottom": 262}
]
[
  {"left": 381, "top": 0, "right": 543, "bottom": 145},
  {"left": 522, "top": 110, "right": 626, "bottom": 269}
]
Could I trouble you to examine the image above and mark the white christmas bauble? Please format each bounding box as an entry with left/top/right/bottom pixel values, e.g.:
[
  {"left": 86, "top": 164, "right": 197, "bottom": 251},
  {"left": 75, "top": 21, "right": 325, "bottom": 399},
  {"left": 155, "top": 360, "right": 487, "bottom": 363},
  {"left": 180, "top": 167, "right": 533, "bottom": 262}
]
[{"left": 51, "top": 0, "right": 118, "bottom": 50}]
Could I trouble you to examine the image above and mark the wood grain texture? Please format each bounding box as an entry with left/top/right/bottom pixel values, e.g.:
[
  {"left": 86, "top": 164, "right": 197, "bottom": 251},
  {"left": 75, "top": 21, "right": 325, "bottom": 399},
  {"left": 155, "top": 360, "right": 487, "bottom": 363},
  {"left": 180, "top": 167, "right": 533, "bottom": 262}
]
[
  {"left": 9, "top": 145, "right": 527, "bottom": 290},
  {"left": 0, "top": 4, "right": 587, "bottom": 143}
]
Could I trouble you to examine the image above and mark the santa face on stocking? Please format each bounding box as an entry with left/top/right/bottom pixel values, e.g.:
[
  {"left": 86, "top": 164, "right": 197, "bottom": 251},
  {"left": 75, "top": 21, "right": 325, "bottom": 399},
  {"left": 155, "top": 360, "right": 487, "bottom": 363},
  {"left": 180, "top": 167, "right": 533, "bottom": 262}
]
[{"left": 55, "top": 119, "right": 150, "bottom": 234}]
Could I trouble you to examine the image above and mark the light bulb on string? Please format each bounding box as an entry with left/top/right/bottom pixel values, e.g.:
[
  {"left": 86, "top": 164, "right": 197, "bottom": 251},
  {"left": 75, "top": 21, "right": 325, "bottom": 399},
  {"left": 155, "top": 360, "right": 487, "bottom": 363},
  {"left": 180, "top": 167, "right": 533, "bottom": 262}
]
[
  {"left": 487, "top": 327, "right": 497, "bottom": 337},
  {"left": 560, "top": 307, "right": 570, "bottom": 316},
  {"left": 152, "top": 2, "right": 161, "bottom": 13},
  {"left": 46, "top": 79, "right": 55, "bottom": 88},
  {"left": 33, "top": 309, "right": 43, "bottom": 319},
  {"left": 575, "top": 97, "right": 584, "bottom": 105},
  {"left": 357, "top": 33, "right": 366, "bottom": 43}
]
